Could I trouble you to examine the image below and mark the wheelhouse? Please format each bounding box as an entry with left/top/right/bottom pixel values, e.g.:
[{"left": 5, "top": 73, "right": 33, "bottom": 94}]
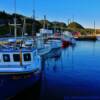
[{"left": 0, "top": 49, "right": 37, "bottom": 66}]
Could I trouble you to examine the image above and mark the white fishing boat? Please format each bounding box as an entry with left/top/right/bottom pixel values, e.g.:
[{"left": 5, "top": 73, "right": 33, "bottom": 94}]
[
  {"left": 46, "top": 39, "right": 62, "bottom": 50},
  {"left": 39, "top": 21, "right": 61, "bottom": 50},
  {"left": 37, "top": 43, "right": 51, "bottom": 56},
  {"left": 0, "top": 40, "right": 41, "bottom": 99},
  {"left": 0, "top": 1, "right": 41, "bottom": 99},
  {"left": 36, "top": 33, "right": 51, "bottom": 56}
]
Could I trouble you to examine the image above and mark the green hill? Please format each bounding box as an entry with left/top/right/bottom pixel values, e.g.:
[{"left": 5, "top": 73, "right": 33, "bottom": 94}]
[
  {"left": 0, "top": 11, "right": 99, "bottom": 36},
  {"left": 67, "top": 22, "right": 84, "bottom": 29},
  {"left": 0, "top": 11, "right": 67, "bottom": 36}
]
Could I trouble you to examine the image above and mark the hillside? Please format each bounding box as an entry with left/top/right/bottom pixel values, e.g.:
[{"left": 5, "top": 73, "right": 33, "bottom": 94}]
[
  {"left": 0, "top": 11, "right": 99, "bottom": 36},
  {"left": 67, "top": 22, "right": 84, "bottom": 29},
  {"left": 0, "top": 11, "right": 67, "bottom": 36}
]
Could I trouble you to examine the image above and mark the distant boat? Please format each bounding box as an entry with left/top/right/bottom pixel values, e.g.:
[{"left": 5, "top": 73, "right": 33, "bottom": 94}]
[
  {"left": 36, "top": 32, "right": 51, "bottom": 56},
  {"left": 62, "top": 31, "right": 76, "bottom": 47},
  {"left": 39, "top": 28, "right": 62, "bottom": 50}
]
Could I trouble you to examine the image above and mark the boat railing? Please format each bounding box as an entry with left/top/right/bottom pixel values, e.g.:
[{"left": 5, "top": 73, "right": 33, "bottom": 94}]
[{"left": 0, "top": 41, "right": 35, "bottom": 51}]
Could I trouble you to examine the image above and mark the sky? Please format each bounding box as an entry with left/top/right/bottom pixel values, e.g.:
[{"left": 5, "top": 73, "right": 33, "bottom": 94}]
[{"left": 0, "top": 0, "right": 100, "bottom": 28}]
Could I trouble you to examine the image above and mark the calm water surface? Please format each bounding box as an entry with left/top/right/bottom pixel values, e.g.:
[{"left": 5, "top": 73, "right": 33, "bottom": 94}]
[{"left": 41, "top": 41, "right": 100, "bottom": 100}]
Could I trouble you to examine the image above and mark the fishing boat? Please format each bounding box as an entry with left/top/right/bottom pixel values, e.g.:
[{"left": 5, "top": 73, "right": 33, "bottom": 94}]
[
  {"left": 0, "top": 40, "right": 41, "bottom": 99},
  {"left": 46, "top": 39, "right": 62, "bottom": 50},
  {"left": 36, "top": 33, "right": 51, "bottom": 56},
  {"left": 39, "top": 18, "right": 61, "bottom": 50},
  {"left": 0, "top": 1, "right": 41, "bottom": 99},
  {"left": 62, "top": 31, "right": 76, "bottom": 47},
  {"left": 37, "top": 44, "right": 51, "bottom": 56}
]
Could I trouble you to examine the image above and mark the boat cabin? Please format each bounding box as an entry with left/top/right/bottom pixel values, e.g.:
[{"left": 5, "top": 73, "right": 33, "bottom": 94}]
[{"left": 0, "top": 49, "right": 36, "bottom": 66}]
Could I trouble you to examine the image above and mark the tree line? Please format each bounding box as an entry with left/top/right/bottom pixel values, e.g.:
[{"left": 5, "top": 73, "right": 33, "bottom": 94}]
[{"left": 0, "top": 11, "right": 99, "bottom": 36}]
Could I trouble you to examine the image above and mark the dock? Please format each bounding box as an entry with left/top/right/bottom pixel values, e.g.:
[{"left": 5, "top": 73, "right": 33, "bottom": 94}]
[{"left": 75, "top": 36, "right": 97, "bottom": 41}]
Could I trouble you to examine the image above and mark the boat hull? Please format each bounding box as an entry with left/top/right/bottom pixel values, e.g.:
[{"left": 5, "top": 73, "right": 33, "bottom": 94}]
[
  {"left": 62, "top": 40, "right": 70, "bottom": 48},
  {"left": 47, "top": 39, "right": 62, "bottom": 50},
  {"left": 0, "top": 71, "right": 41, "bottom": 99},
  {"left": 62, "top": 38, "right": 76, "bottom": 48}
]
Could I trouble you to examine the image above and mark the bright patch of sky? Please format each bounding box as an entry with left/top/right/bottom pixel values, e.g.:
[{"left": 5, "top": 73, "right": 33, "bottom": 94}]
[{"left": 0, "top": 0, "right": 100, "bottom": 28}]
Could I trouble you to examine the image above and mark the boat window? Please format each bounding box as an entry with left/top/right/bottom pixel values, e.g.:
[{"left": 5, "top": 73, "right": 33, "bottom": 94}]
[
  {"left": 13, "top": 54, "right": 20, "bottom": 62},
  {"left": 3, "top": 54, "right": 10, "bottom": 62},
  {"left": 24, "top": 53, "right": 31, "bottom": 61}
]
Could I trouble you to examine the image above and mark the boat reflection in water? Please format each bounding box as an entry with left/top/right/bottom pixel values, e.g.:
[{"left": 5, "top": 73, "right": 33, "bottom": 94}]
[
  {"left": 41, "top": 41, "right": 100, "bottom": 100},
  {"left": 45, "top": 48, "right": 62, "bottom": 59}
]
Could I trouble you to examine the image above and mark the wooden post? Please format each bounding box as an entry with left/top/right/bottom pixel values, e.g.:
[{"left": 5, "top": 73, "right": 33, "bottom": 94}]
[{"left": 20, "top": 47, "right": 23, "bottom": 66}]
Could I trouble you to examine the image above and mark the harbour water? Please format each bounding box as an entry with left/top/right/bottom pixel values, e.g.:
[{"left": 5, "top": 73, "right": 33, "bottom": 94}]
[
  {"left": 41, "top": 40, "right": 100, "bottom": 100},
  {"left": 11, "top": 40, "right": 100, "bottom": 100}
]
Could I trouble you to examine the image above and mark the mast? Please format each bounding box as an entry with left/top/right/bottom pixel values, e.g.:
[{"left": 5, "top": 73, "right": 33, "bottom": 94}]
[
  {"left": 93, "top": 20, "right": 96, "bottom": 36},
  {"left": 14, "top": 0, "right": 22, "bottom": 66},
  {"left": 9, "top": 0, "right": 20, "bottom": 38},
  {"left": 9, "top": 0, "right": 21, "bottom": 38},
  {"left": 22, "top": 17, "right": 26, "bottom": 38},
  {"left": 32, "top": 0, "right": 36, "bottom": 37},
  {"left": 68, "top": 19, "right": 70, "bottom": 25},
  {"left": 43, "top": 15, "right": 46, "bottom": 29},
  {"left": 14, "top": 0, "right": 17, "bottom": 38},
  {"left": 32, "top": 9, "right": 35, "bottom": 37},
  {"left": 60, "top": 24, "right": 63, "bottom": 33},
  {"left": 54, "top": 22, "right": 56, "bottom": 33}
]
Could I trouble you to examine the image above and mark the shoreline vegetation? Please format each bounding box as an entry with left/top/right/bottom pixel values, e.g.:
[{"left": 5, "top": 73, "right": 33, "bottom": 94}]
[{"left": 0, "top": 11, "right": 100, "bottom": 37}]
